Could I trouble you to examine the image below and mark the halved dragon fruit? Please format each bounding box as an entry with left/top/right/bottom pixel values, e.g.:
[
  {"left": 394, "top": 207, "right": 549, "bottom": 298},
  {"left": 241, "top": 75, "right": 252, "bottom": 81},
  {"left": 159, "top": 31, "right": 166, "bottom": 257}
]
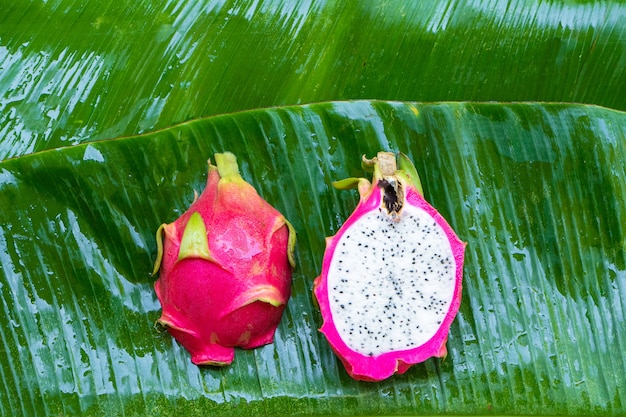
[
  {"left": 314, "top": 151, "right": 465, "bottom": 381},
  {"left": 153, "top": 152, "right": 296, "bottom": 366}
]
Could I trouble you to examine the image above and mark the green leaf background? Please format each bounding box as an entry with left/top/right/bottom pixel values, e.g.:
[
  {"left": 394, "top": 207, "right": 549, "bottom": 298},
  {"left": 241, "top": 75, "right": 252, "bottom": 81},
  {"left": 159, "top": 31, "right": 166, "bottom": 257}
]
[
  {"left": 2, "top": 101, "right": 625, "bottom": 416},
  {"left": 1, "top": 1, "right": 625, "bottom": 416},
  {"left": 2, "top": 0, "right": 626, "bottom": 159}
]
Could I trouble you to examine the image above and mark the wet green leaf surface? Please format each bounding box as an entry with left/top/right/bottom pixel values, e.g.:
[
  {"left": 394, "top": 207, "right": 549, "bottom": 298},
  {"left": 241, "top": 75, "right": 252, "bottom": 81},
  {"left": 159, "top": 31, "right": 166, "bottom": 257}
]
[
  {"left": 1, "top": 101, "right": 624, "bottom": 416},
  {"left": 2, "top": 0, "right": 626, "bottom": 159}
]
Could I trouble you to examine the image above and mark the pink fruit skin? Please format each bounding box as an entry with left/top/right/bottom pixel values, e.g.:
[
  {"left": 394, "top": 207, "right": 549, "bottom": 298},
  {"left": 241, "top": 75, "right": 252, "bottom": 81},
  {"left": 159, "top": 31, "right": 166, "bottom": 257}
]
[
  {"left": 154, "top": 158, "right": 293, "bottom": 366},
  {"left": 314, "top": 180, "right": 465, "bottom": 382}
]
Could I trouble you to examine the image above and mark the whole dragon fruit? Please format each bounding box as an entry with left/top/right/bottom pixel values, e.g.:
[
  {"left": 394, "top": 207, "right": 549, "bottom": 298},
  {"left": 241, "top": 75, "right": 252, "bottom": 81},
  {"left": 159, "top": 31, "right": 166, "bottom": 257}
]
[
  {"left": 152, "top": 152, "right": 296, "bottom": 366},
  {"left": 313, "top": 151, "right": 465, "bottom": 381}
]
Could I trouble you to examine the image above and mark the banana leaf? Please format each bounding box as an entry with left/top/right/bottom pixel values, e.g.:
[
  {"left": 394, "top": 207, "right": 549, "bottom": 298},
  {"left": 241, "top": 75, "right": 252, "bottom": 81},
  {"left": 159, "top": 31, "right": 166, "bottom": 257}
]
[
  {"left": 2, "top": 0, "right": 626, "bottom": 159},
  {"left": 0, "top": 100, "right": 624, "bottom": 416}
]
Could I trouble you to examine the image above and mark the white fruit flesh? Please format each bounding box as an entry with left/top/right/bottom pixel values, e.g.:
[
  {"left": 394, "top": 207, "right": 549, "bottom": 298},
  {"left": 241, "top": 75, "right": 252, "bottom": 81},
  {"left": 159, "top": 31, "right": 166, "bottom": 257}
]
[{"left": 327, "top": 203, "right": 456, "bottom": 357}]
